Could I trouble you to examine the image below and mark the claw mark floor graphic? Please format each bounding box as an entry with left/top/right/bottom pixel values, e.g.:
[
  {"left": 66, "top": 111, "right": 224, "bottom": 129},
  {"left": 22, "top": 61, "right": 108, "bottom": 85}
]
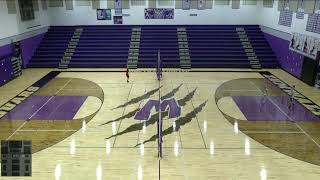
[
  {"left": 102, "top": 85, "right": 202, "bottom": 148},
  {"left": 137, "top": 100, "right": 207, "bottom": 147}
]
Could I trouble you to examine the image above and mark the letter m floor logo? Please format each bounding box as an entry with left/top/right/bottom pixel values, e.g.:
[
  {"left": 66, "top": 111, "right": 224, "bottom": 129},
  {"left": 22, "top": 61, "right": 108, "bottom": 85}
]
[{"left": 134, "top": 98, "right": 181, "bottom": 121}]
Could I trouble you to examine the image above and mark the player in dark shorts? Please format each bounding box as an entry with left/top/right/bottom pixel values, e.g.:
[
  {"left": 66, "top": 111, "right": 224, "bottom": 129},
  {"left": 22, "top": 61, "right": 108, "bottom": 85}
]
[
  {"left": 260, "top": 84, "right": 268, "bottom": 112},
  {"left": 288, "top": 85, "right": 295, "bottom": 111},
  {"left": 126, "top": 68, "right": 129, "bottom": 83}
]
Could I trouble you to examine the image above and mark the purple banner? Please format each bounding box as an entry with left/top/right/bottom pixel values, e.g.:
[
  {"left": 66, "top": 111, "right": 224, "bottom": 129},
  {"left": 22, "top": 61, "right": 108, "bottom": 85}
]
[
  {"left": 144, "top": 8, "right": 174, "bottom": 19},
  {"left": 198, "top": 0, "right": 205, "bottom": 10},
  {"left": 182, "top": 0, "right": 190, "bottom": 10},
  {"left": 115, "top": 0, "right": 122, "bottom": 15}
]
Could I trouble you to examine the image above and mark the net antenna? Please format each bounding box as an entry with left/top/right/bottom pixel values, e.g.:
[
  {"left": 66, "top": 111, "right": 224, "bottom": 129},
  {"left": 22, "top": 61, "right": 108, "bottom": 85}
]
[
  {"left": 157, "top": 50, "right": 162, "bottom": 81},
  {"left": 157, "top": 49, "right": 163, "bottom": 159}
]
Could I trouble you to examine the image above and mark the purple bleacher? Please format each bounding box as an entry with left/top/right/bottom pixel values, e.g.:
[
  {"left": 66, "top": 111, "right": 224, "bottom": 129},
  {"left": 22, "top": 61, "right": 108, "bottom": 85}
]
[
  {"left": 26, "top": 25, "right": 279, "bottom": 69},
  {"left": 138, "top": 26, "right": 180, "bottom": 68},
  {"left": 27, "top": 26, "right": 76, "bottom": 68},
  {"left": 185, "top": 25, "right": 279, "bottom": 68},
  {"left": 68, "top": 25, "right": 132, "bottom": 68},
  {"left": 244, "top": 27, "right": 279, "bottom": 68},
  {"left": 187, "top": 25, "right": 247, "bottom": 68}
]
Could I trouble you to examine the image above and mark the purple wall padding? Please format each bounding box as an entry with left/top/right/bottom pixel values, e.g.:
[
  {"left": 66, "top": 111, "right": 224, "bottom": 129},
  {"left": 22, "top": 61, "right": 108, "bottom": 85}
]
[
  {"left": 20, "top": 33, "right": 45, "bottom": 67},
  {"left": 264, "top": 32, "right": 304, "bottom": 78},
  {"left": 0, "top": 57, "right": 14, "bottom": 86},
  {"left": 0, "top": 33, "right": 45, "bottom": 86},
  {"left": 0, "top": 44, "right": 13, "bottom": 58},
  {"left": 0, "top": 32, "right": 45, "bottom": 68},
  {"left": 0, "top": 44, "right": 14, "bottom": 86}
]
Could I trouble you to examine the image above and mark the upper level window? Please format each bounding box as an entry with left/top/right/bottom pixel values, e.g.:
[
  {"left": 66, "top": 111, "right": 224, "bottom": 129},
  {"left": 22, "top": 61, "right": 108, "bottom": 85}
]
[{"left": 18, "top": 0, "right": 35, "bottom": 21}]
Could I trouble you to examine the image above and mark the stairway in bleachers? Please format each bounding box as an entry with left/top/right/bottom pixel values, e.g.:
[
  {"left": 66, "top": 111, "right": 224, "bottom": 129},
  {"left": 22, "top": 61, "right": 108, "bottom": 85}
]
[
  {"left": 139, "top": 26, "right": 180, "bottom": 68},
  {"left": 59, "top": 28, "right": 83, "bottom": 69},
  {"left": 28, "top": 26, "right": 75, "bottom": 68},
  {"left": 244, "top": 26, "right": 279, "bottom": 68},
  {"left": 27, "top": 25, "right": 279, "bottom": 69},
  {"left": 177, "top": 27, "right": 191, "bottom": 69},
  {"left": 127, "top": 28, "right": 141, "bottom": 69},
  {"left": 236, "top": 27, "right": 262, "bottom": 69}
]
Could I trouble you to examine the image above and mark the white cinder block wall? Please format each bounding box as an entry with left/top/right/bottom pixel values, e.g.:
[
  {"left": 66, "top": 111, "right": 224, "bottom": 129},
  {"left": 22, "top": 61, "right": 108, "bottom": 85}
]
[
  {"left": 257, "top": 0, "right": 320, "bottom": 38},
  {"left": 0, "top": 0, "right": 319, "bottom": 40},
  {"left": 0, "top": 0, "right": 50, "bottom": 39},
  {"left": 48, "top": 1, "right": 260, "bottom": 25}
]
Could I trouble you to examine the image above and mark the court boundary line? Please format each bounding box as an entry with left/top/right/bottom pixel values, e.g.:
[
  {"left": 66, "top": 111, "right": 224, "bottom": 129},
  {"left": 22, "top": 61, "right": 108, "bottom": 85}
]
[
  {"left": 250, "top": 80, "right": 320, "bottom": 149},
  {"left": 57, "top": 70, "right": 320, "bottom": 113},
  {"left": 0, "top": 71, "right": 60, "bottom": 115},
  {"left": 48, "top": 146, "right": 269, "bottom": 150},
  {"left": 6, "top": 96, "right": 56, "bottom": 140},
  {"left": 2, "top": 70, "right": 317, "bottom": 118},
  {"left": 260, "top": 72, "right": 320, "bottom": 117},
  {"left": 112, "top": 83, "right": 133, "bottom": 147},
  {"left": 1, "top": 70, "right": 318, "bottom": 149},
  {"left": 185, "top": 84, "right": 207, "bottom": 149},
  {"left": 136, "top": 86, "right": 157, "bottom": 146},
  {"left": 6, "top": 79, "right": 72, "bottom": 140}
]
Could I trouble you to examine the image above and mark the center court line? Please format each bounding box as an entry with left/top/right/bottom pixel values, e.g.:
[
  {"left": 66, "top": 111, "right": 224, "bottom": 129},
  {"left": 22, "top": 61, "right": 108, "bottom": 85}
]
[
  {"left": 112, "top": 83, "right": 133, "bottom": 147},
  {"left": 6, "top": 79, "right": 72, "bottom": 140},
  {"left": 173, "top": 83, "right": 184, "bottom": 149},
  {"left": 185, "top": 85, "right": 207, "bottom": 149},
  {"left": 136, "top": 87, "right": 152, "bottom": 146}
]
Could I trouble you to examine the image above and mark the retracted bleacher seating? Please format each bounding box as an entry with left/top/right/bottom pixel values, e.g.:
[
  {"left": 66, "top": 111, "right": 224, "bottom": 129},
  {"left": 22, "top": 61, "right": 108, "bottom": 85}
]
[
  {"left": 28, "top": 25, "right": 279, "bottom": 69},
  {"left": 28, "top": 26, "right": 75, "bottom": 68},
  {"left": 68, "top": 26, "right": 131, "bottom": 68},
  {"left": 244, "top": 26, "right": 279, "bottom": 68},
  {"left": 139, "top": 26, "right": 180, "bottom": 68}
]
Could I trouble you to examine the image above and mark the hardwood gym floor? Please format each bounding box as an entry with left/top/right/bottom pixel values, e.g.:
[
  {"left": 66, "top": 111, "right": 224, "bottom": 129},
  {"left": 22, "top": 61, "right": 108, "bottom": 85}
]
[{"left": 0, "top": 68, "right": 319, "bottom": 180}]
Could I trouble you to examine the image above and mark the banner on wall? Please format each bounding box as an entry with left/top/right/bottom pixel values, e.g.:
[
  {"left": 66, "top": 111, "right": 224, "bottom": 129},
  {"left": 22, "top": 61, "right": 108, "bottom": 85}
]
[
  {"left": 96, "top": 9, "right": 112, "bottom": 20},
  {"left": 144, "top": 8, "right": 174, "bottom": 19},
  {"left": 289, "top": 32, "right": 320, "bottom": 60},
  {"left": 296, "top": 0, "right": 304, "bottom": 19},
  {"left": 113, "top": 16, "right": 123, "bottom": 24},
  {"left": 115, "top": 0, "right": 122, "bottom": 15},
  {"left": 182, "top": 0, "right": 190, "bottom": 10},
  {"left": 198, "top": 0, "right": 205, "bottom": 10}
]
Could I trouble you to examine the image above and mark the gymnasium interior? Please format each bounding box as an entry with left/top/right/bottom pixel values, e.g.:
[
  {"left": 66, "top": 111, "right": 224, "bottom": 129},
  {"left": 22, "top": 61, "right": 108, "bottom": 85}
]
[{"left": 0, "top": 0, "right": 320, "bottom": 179}]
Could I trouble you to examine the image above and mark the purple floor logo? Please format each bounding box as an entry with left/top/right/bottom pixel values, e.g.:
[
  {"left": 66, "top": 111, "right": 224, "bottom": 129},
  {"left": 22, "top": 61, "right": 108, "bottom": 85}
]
[{"left": 134, "top": 98, "right": 181, "bottom": 121}]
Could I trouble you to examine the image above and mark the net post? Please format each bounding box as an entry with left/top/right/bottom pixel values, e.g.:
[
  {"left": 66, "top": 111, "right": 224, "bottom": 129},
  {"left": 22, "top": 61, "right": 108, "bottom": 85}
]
[{"left": 157, "top": 49, "right": 162, "bottom": 159}]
